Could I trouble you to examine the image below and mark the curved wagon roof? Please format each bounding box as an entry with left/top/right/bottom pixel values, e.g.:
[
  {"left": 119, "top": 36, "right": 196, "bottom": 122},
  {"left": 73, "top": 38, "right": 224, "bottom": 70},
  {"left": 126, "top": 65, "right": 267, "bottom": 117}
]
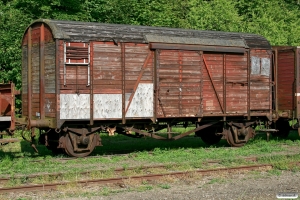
[{"left": 24, "top": 19, "right": 271, "bottom": 49}]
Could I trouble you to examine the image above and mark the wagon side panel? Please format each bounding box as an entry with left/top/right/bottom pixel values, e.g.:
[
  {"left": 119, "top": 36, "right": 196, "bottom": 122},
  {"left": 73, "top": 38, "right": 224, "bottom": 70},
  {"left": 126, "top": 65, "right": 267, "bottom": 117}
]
[
  {"left": 92, "top": 42, "right": 154, "bottom": 120},
  {"left": 92, "top": 41, "right": 122, "bottom": 120},
  {"left": 31, "top": 27, "right": 41, "bottom": 118},
  {"left": 21, "top": 23, "right": 57, "bottom": 122},
  {"left": 59, "top": 42, "right": 91, "bottom": 120},
  {"left": 44, "top": 41, "right": 56, "bottom": 118},
  {"left": 297, "top": 47, "right": 300, "bottom": 119},
  {"left": 202, "top": 53, "right": 224, "bottom": 114},
  {"left": 202, "top": 52, "right": 249, "bottom": 115},
  {"left": 250, "top": 49, "right": 272, "bottom": 114},
  {"left": 157, "top": 50, "right": 202, "bottom": 118},
  {"left": 124, "top": 43, "right": 154, "bottom": 119},
  {"left": 276, "top": 48, "right": 295, "bottom": 112}
]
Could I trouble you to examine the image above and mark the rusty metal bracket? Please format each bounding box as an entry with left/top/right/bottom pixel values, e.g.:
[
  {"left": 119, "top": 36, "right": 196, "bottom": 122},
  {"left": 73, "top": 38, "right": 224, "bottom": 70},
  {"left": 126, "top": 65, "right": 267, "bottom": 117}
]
[
  {"left": 172, "top": 121, "right": 219, "bottom": 140},
  {"left": 158, "top": 97, "right": 166, "bottom": 117},
  {"left": 21, "top": 125, "right": 38, "bottom": 153},
  {"left": 64, "top": 127, "right": 102, "bottom": 136},
  {"left": 119, "top": 121, "right": 219, "bottom": 141},
  {"left": 229, "top": 121, "right": 256, "bottom": 129},
  {"left": 123, "top": 126, "right": 167, "bottom": 140}
]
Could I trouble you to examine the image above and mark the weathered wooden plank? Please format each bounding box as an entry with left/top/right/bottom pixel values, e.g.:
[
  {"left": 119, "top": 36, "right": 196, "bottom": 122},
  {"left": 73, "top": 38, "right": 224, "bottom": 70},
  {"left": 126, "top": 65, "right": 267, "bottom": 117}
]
[{"left": 45, "top": 42, "right": 56, "bottom": 94}]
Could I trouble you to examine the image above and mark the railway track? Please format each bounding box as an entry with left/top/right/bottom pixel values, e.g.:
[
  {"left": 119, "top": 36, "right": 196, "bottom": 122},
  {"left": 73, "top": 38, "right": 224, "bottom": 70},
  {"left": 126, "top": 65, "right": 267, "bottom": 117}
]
[
  {"left": 0, "top": 164, "right": 167, "bottom": 185},
  {"left": 0, "top": 163, "right": 272, "bottom": 194},
  {"left": 1, "top": 156, "right": 259, "bottom": 184},
  {"left": 1, "top": 154, "right": 298, "bottom": 194}
]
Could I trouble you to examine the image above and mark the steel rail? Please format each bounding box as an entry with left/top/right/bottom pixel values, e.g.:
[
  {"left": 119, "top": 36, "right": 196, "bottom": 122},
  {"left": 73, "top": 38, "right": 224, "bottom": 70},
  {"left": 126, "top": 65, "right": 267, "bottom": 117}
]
[
  {"left": 0, "top": 164, "right": 167, "bottom": 185},
  {"left": 1, "top": 156, "right": 259, "bottom": 184},
  {"left": 0, "top": 164, "right": 272, "bottom": 194}
]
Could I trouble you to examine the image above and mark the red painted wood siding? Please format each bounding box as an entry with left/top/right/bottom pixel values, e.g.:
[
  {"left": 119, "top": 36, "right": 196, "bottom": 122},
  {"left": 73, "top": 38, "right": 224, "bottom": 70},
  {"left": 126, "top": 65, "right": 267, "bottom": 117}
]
[
  {"left": 277, "top": 49, "right": 295, "bottom": 110},
  {"left": 157, "top": 50, "right": 201, "bottom": 117}
]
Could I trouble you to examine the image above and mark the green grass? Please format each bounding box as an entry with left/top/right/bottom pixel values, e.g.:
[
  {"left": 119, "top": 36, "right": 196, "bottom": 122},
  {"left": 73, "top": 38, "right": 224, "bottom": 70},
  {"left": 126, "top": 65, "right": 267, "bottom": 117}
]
[
  {"left": 1, "top": 129, "right": 300, "bottom": 187},
  {"left": 158, "top": 183, "right": 171, "bottom": 189}
]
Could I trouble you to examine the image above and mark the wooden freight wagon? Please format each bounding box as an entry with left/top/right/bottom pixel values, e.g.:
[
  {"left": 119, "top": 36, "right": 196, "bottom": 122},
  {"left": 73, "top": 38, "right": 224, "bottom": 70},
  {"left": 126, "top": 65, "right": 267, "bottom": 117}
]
[
  {"left": 21, "top": 19, "right": 273, "bottom": 157},
  {"left": 0, "top": 83, "right": 19, "bottom": 144},
  {"left": 272, "top": 46, "right": 300, "bottom": 137}
]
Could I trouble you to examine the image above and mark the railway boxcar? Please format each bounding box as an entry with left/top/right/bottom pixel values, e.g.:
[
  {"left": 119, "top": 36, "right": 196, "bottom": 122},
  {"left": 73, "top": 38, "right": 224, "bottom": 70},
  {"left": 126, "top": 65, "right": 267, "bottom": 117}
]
[
  {"left": 20, "top": 19, "right": 275, "bottom": 157},
  {"left": 272, "top": 46, "right": 300, "bottom": 137},
  {"left": 0, "top": 83, "right": 19, "bottom": 144}
]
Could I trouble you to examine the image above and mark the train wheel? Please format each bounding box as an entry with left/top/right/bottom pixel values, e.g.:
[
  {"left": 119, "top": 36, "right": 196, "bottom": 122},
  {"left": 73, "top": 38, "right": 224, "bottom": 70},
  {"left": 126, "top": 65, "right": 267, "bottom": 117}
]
[
  {"left": 64, "top": 132, "right": 97, "bottom": 157},
  {"left": 225, "top": 125, "right": 254, "bottom": 147},
  {"left": 196, "top": 124, "right": 222, "bottom": 145}
]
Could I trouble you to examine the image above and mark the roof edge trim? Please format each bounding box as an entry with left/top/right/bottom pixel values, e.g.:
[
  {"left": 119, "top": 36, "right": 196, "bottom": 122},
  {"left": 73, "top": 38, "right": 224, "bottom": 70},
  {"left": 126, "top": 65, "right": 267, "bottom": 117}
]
[{"left": 23, "top": 19, "right": 70, "bottom": 40}]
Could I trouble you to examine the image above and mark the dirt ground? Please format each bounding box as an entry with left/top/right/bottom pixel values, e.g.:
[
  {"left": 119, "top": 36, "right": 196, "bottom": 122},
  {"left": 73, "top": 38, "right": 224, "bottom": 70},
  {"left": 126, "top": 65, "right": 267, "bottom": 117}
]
[
  {"left": 85, "top": 170, "right": 300, "bottom": 200},
  {"left": 92, "top": 171, "right": 300, "bottom": 200},
  {"left": 23, "top": 169, "right": 296, "bottom": 200}
]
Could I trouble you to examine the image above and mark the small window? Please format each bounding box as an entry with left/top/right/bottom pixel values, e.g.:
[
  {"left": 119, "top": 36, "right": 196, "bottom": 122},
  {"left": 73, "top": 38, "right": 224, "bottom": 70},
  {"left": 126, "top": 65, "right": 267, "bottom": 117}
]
[
  {"left": 64, "top": 42, "right": 89, "bottom": 64},
  {"left": 63, "top": 42, "right": 90, "bottom": 86},
  {"left": 261, "top": 58, "right": 270, "bottom": 76},
  {"left": 251, "top": 56, "right": 270, "bottom": 76}
]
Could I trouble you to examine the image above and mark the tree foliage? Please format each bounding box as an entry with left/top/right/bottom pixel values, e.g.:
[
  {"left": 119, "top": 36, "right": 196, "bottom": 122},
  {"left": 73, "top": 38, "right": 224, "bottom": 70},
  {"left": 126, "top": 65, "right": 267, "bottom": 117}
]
[
  {"left": 186, "top": 0, "right": 243, "bottom": 31},
  {"left": 0, "top": 0, "right": 299, "bottom": 89}
]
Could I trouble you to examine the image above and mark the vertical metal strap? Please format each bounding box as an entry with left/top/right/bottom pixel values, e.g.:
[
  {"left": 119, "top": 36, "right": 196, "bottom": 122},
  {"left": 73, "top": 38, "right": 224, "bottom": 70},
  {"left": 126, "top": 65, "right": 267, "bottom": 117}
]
[
  {"left": 247, "top": 50, "right": 251, "bottom": 120},
  {"left": 223, "top": 53, "right": 227, "bottom": 118},
  {"left": 63, "top": 42, "right": 66, "bottom": 86},
  {"left": 55, "top": 39, "right": 60, "bottom": 128},
  {"left": 87, "top": 43, "right": 91, "bottom": 86},
  {"left": 90, "top": 42, "right": 94, "bottom": 125},
  {"left": 268, "top": 50, "right": 273, "bottom": 121},
  {"left": 153, "top": 49, "right": 159, "bottom": 122},
  {"left": 39, "top": 23, "right": 45, "bottom": 119},
  {"left": 27, "top": 27, "right": 32, "bottom": 122},
  {"left": 10, "top": 83, "right": 16, "bottom": 131},
  {"left": 199, "top": 51, "right": 203, "bottom": 117},
  {"left": 121, "top": 43, "right": 126, "bottom": 124},
  {"left": 274, "top": 48, "right": 278, "bottom": 114},
  {"left": 155, "top": 49, "right": 166, "bottom": 118},
  {"left": 179, "top": 51, "right": 182, "bottom": 116}
]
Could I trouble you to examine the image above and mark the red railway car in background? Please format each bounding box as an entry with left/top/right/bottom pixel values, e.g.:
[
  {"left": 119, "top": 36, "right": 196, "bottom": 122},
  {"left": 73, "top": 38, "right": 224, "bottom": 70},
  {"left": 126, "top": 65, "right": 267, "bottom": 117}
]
[
  {"left": 16, "top": 19, "right": 299, "bottom": 157},
  {"left": 272, "top": 46, "right": 300, "bottom": 137},
  {"left": 0, "top": 83, "right": 19, "bottom": 144}
]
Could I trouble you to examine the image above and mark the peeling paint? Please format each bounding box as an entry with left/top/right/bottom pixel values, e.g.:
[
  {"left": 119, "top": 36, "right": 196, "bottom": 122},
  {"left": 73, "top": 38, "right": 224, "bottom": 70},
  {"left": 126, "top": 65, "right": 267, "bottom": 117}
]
[
  {"left": 60, "top": 94, "right": 90, "bottom": 119},
  {"left": 93, "top": 94, "right": 122, "bottom": 119},
  {"left": 126, "top": 83, "right": 153, "bottom": 118}
]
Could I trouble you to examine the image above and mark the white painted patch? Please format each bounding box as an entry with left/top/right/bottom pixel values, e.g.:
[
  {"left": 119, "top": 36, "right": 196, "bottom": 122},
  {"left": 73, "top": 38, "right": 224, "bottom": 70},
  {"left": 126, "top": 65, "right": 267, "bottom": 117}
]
[
  {"left": 295, "top": 93, "right": 300, "bottom": 96},
  {"left": 60, "top": 84, "right": 153, "bottom": 119},
  {"left": 126, "top": 83, "right": 153, "bottom": 118},
  {"left": 60, "top": 94, "right": 90, "bottom": 119},
  {"left": 0, "top": 116, "right": 11, "bottom": 122},
  {"left": 93, "top": 94, "right": 122, "bottom": 119}
]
